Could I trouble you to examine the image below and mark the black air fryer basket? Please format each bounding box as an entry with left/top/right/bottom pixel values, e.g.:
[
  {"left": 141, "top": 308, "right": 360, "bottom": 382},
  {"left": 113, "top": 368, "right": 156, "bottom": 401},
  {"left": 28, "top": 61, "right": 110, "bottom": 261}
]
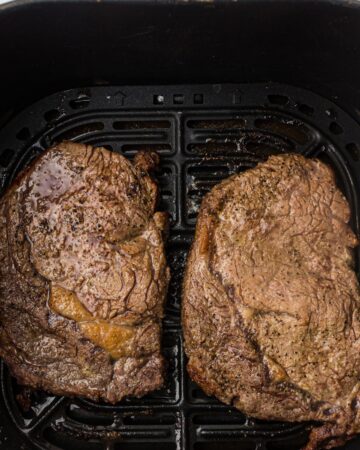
[{"left": 0, "top": 1, "right": 360, "bottom": 449}]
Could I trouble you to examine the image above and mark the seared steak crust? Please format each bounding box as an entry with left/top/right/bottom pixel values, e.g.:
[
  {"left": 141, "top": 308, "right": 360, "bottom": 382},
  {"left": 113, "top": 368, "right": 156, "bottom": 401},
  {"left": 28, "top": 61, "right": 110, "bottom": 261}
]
[
  {"left": 183, "top": 154, "right": 360, "bottom": 449},
  {"left": 0, "top": 142, "right": 170, "bottom": 403}
]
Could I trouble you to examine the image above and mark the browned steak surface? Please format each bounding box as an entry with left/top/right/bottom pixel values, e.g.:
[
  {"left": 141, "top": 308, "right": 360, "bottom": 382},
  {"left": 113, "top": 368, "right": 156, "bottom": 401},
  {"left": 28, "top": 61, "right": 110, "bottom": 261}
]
[
  {"left": 182, "top": 154, "right": 360, "bottom": 449},
  {"left": 0, "top": 142, "right": 170, "bottom": 403}
]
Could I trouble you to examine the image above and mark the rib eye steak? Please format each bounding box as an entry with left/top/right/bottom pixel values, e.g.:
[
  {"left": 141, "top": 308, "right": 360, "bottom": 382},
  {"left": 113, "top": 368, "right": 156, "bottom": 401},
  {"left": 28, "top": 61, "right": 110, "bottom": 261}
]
[
  {"left": 0, "top": 142, "right": 170, "bottom": 403},
  {"left": 183, "top": 153, "right": 360, "bottom": 450}
]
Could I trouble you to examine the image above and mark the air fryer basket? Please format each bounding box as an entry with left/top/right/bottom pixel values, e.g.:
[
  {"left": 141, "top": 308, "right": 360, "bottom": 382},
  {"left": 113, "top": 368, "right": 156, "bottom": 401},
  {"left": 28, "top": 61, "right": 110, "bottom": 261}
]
[{"left": 1, "top": 2, "right": 360, "bottom": 450}]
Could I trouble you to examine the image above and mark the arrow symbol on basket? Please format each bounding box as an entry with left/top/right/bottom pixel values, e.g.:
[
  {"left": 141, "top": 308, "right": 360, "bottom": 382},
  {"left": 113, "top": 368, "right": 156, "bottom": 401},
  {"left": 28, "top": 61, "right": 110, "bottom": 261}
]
[
  {"left": 113, "top": 90, "right": 127, "bottom": 106},
  {"left": 232, "top": 90, "right": 242, "bottom": 105}
]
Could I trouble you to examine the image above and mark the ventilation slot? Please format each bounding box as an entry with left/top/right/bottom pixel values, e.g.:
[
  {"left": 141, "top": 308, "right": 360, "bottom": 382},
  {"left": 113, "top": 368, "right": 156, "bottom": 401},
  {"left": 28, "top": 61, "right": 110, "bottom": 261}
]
[
  {"left": 55, "top": 122, "right": 105, "bottom": 141},
  {"left": 113, "top": 120, "right": 171, "bottom": 130},
  {"left": 194, "top": 443, "right": 257, "bottom": 450},
  {"left": 187, "top": 165, "right": 229, "bottom": 178},
  {"left": 254, "top": 118, "right": 309, "bottom": 145},
  {"left": 187, "top": 142, "right": 238, "bottom": 154},
  {"left": 123, "top": 414, "right": 176, "bottom": 426},
  {"left": 114, "top": 444, "right": 176, "bottom": 450},
  {"left": 166, "top": 245, "right": 188, "bottom": 317},
  {"left": 268, "top": 94, "right": 289, "bottom": 105},
  {"left": 188, "top": 119, "right": 245, "bottom": 129},
  {"left": 193, "top": 413, "right": 246, "bottom": 426},
  {"left": 244, "top": 141, "right": 287, "bottom": 157}
]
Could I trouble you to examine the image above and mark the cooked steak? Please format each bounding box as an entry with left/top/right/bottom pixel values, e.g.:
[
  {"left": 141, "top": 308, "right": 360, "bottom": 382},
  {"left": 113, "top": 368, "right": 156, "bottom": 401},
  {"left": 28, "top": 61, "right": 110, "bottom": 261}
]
[
  {"left": 183, "top": 154, "right": 360, "bottom": 450},
  {"left": 0, "top": 142, "right": 170, "bottom": 403}
]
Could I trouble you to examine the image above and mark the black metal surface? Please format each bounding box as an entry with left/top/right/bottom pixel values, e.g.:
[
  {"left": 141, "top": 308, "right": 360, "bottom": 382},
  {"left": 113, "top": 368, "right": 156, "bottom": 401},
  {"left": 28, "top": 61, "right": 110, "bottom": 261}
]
[
  {"left": 2, "top": 0, "right": 360, "bottom": 124},
  {"left": 0, "top": 83, "right": 360, "bottom": 450}
]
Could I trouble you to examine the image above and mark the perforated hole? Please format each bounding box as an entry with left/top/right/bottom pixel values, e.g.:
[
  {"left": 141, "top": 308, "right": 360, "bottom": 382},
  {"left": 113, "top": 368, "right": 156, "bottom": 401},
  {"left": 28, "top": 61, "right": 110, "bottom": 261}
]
[
  {"left": 44, "top": 109, "right": 61, "bottom": 122},
  {"left": 0, "top": 148, "right": 13, "bottom": 168},
  {"left": 194, "top": 93, "right": 204, "bottom": 104},
  {"left": 329, "top": 122, "right": 343, "bottom": 135},
  {"left": 16, "top": 127, "right": 31, "bottom": 141},
  {"left": 297, "top": 104, "right": 314, "bottom": 115},
  {"left": 346, "top": 143, "right": 360, "bottom": 161},
  {"left": 153, "top": 95, "right": 165, "bottom": 105},
  {"left": 173, "top": 94, "right": 184, "bottom": 105},
  {"left": 268, "top": 94, "right": 289, "bottom": 105}
]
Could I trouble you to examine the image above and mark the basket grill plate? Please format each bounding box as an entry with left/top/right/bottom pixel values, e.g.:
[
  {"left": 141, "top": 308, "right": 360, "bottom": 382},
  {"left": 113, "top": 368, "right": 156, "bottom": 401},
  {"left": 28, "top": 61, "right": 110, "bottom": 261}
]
[{"left": 0, "top": 83, "right": 360, "bottom": 450}]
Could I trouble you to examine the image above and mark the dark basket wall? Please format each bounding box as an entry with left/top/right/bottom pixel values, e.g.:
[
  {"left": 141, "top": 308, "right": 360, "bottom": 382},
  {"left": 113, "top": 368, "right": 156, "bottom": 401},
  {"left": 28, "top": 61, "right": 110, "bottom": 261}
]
[
  {"left": 1, "top": 0, "right": 360, "bottom": 122},
  {"left": 1, "top": 2, "right": 360, "bottom": 450}
]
